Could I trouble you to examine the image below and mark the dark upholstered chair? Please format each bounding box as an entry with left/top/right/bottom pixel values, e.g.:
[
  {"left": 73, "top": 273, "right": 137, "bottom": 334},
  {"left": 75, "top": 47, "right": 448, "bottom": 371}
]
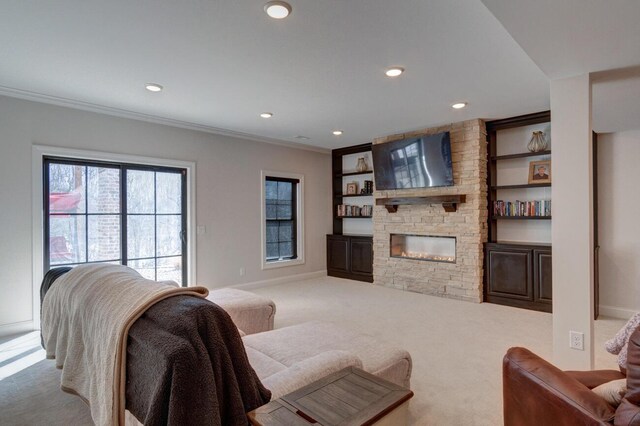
[{"left": 503, "top": 328, "right": 640, "bottom": 425}]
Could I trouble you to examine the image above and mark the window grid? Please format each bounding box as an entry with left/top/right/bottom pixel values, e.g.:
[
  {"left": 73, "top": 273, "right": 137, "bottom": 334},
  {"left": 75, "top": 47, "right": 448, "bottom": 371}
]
[
  {"left": 265, "top": 177, "right": 298, "bottom": 262},
  {"left": 43, "top": 157, "right": 187, "bottom": 285}
]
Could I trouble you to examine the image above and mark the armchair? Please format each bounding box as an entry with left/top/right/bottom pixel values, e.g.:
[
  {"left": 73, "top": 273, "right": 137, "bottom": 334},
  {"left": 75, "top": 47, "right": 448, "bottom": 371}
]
[{"left": 503, "top": 328, "right": 640, "bottom": 425}]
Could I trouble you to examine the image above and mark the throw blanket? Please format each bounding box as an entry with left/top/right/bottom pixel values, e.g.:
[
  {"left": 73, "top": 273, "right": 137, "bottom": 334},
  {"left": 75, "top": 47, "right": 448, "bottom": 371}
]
[
  {"left": 606, "top": 312, "right": 640, "bottom": 372},
  {"left": 42, "top": 264, "right": 209, "bottom": 426},
  {"left": 126, "top": 295, "right": 271, "bottom": 425}
]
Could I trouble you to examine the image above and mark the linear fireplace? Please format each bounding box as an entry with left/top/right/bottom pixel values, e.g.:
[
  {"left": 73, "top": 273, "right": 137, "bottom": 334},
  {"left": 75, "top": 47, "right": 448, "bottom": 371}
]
[{"left": 390, "top": 234, "right": 456, "bottom": 263}]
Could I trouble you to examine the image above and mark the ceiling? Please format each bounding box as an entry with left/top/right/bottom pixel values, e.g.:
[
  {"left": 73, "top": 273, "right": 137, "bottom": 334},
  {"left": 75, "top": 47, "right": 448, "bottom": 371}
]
[
  {"left": 482, "top": 0, "right": 640, "bottom": 133},
  {"left": 3, "top": 1, "right": 639, "bottom": 148},
  {"left": 0, "top": 0, "right": 551, "bottom": 149}
]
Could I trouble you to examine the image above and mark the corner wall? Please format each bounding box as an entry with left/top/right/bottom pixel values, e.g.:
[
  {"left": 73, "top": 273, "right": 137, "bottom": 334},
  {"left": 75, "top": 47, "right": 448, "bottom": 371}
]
[
  {"left": 0, "top": 95, "right": 331, "bottom": 333},
  {"left": 372, "top": 119, "right": 488, "bottom": 302},
  {"left": 597, "top": 130, "right": 640, "bottom": 319}
]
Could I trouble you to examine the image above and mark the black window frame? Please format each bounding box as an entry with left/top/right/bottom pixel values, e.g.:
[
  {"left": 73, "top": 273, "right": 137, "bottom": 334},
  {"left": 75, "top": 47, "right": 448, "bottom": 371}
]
[
  {"left": 264, "top": 176, "right": 299, "bottom": 262},
  {"left": 43, "top": 156, "right": 188, "bottom": 285}
]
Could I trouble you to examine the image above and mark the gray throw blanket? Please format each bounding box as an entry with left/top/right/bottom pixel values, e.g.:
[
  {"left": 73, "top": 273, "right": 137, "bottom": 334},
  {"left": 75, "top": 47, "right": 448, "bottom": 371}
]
[{"left": 126, "top": 295, "right": 271, "bottom": 425}]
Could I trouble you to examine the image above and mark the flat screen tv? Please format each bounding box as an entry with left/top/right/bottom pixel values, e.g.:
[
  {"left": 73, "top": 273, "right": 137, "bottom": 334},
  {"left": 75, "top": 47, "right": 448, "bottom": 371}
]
[{"left": 372, "top": 131, "right": 453, "bottom": 190}]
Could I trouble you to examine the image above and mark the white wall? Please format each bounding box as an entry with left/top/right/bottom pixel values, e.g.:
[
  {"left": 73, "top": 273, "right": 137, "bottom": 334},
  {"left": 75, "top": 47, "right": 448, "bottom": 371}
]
[
  {"left": 551, "top": 74, "right": 594, "bottom": 370},
  {"left": 0, "top": 95, "right": 331, "bottom": 332},
  {"left": 598, "top": 130, "right": 640, "bottom": 319}
]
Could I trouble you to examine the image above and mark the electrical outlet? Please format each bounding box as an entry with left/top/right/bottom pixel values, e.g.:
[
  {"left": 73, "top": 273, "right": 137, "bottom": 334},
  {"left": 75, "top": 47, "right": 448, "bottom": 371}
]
[
  {"left": 239, "top": 267, "right": 245, "bottom": 277},
  {"left": 570, "top": 331, "right": 584, "bottom": 351}
]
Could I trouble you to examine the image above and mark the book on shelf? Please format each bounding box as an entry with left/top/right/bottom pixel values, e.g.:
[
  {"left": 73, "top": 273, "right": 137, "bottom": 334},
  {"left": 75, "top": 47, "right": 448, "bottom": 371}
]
[
  {"left": 493, "top": 200, "right": 551, "bottom": 217},
  {"left": 361, "top": 180, "right": 374, "bottom": 194},
  {"left": 337, "top": 204, "right": 373, "bottom": 217}
]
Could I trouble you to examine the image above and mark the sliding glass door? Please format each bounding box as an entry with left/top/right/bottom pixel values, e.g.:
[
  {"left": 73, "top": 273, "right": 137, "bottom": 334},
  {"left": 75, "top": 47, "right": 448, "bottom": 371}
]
[{"left": 44, "top": 157, "right": 187, "bottom": 285}]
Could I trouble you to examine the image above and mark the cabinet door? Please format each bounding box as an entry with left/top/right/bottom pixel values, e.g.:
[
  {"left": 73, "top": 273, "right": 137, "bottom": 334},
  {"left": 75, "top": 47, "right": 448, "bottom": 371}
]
[
  {"left": 534, "top": 249, "right": 552, "bottom": 305},
  {"left": 350, "top": 238, "right": 373, "bottom": 276},
  {"left": 486, "top": 247, "right": 533, "bottom": 301},
  {"left": 327, "top": 235, "right": 349, "bottom": 272}
]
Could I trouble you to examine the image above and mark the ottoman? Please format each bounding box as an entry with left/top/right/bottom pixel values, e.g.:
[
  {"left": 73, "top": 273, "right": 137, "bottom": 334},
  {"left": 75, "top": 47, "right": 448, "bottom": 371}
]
[{"left": 206, "top": 288, "right": 276, "bottom": 335}]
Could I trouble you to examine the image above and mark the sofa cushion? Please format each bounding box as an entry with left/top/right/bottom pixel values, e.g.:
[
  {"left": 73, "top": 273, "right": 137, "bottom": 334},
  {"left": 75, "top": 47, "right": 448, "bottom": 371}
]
[
  {"left": 592, "top": 379, "right": 626, "bottom": 407},
  {"left": 244, "top": 346, "right": 287, "bottom": 379},
  {"left": 206, "top": 288, "right": 276, "bottom": 335},
  {"left": 242, "top": 320, "right": 411, "bottom": 387},
  {"left": 260, "top": 350, "right": 362, "bottom": 399}
]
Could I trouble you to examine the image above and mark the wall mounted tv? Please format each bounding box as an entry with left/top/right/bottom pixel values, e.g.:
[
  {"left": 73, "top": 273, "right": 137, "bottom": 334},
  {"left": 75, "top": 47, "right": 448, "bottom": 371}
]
[{"left": 372, "top": 131, "right": 453, "bottom": 190}]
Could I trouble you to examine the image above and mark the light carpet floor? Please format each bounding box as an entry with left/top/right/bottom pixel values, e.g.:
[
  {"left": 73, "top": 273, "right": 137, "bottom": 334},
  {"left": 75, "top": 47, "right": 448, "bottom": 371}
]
[{"left": 0, "top": 276, "right": 626, "bottom": 425}]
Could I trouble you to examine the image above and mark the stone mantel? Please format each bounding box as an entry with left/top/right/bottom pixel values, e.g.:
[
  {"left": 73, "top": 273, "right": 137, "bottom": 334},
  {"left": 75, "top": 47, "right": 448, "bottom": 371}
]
[{"left": 375, "top": 195, "right": 466, "bottom": 213}]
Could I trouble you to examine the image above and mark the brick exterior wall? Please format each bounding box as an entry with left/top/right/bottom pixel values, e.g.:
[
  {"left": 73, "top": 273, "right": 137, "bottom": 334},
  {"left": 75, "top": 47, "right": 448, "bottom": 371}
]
[
  {"left": 372, "top": 119, "right": 488, "bottom": 302},
  {"left": 88, "top": 168, "right": 121, "bottom": 261}
]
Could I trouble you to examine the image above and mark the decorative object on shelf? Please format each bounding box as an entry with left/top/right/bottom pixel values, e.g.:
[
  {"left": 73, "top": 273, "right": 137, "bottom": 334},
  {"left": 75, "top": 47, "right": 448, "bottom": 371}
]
[
  {"left": 360, "top": 180, "right": 374, "bottom": 194},
  {"left": 527, "top": 131, "right": 549, "bottom": 153},
  {"left": 356, "top": 156, "right": 369, "bottom": 172},
  {"left": 528, "top": 160, "right": 551, "bottom": 184},
  {"left": 346, "top": 182, "right": 358, "bottom": 195}
]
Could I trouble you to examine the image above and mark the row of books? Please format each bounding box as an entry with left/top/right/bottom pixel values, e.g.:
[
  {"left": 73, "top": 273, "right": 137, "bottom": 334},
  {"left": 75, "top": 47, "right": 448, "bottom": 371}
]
[
  {"left": 337, "top": 204, "right": 373, "bottom": 217},
  {"left": 493, "top": 200, "right": 551, "bottom": 217}
]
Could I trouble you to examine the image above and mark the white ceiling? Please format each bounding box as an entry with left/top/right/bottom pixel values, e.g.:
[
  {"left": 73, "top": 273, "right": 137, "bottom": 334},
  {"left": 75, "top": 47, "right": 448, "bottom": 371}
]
[
  {"left": 481, "top": 0, "right": 640, "bottom": 133},
  {"left": 0, "top": 0, "right": 551, "bottom": 149}
]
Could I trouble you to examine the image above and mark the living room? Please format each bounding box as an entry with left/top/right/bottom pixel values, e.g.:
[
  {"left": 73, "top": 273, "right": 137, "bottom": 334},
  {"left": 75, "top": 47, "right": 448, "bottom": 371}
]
[{"left": 1, "top": 1, "right": 640, "bottom": 425}]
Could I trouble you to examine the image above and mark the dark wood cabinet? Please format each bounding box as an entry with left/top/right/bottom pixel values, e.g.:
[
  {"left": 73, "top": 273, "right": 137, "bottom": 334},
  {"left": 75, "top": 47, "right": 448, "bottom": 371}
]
[
  {"left": 327, "top": 235, "right": 349, "bottom": 273},
  {"left": 327, "top": 235, "right": 373, "bottom": 282},
  {"left": 485, "top": 242, "right": 551, "bottom": 313},
  {"left": 534, "top": 248, "right": 552, "bottom": 305}
]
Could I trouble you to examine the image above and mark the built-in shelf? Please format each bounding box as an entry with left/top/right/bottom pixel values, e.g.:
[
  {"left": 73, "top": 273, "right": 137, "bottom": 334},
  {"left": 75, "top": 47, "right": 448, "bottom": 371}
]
[
  {"left": 491, "top": 150, "right": 551, "bottom": 161},
  {"left": 335, "top": 216, "right": 373, "bottom": 219},
  {"left": 335, "top": 170, "right": 374, "bottom": 177},
  {"left": 491, "top": 216, "right": 552, "bottom": 220},
  {"left": 335, "top": 193, "right": 374, "bottom": 198},
  {"left": 492, "top": 183, "right": 551, "bottom": 190},
  {"left": 376, "top": 195, "right": 466, "bottom": 213}
]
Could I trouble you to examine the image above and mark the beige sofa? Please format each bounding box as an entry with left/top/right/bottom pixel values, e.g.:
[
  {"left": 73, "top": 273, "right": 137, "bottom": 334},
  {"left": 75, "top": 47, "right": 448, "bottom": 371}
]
[
  {"left": 206, "top": 288, "right": 412, "bottom": 398},
  {"left": 243, "top": 320, "right": 412, "bottom": 399}
]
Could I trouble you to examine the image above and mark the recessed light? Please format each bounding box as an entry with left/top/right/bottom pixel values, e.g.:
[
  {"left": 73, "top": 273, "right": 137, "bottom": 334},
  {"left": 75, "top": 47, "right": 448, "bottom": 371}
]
[
  {"left": 145, "top": 83, "right": 163, "bottom": 92},
  {"left": 385, "top": 67, "right": 404, "bottom": 77},
  {"left": 260, "top": 112, "right": 273, "bottom": 118},
  {"left": 332, "top": 130, "right": 343, "bottom": 136},
  {"left": 264, "top": 1, "right": 291, "bottom": 19},
  {"left": 452, "top": 102, "right": 467, "bottom": 109}
]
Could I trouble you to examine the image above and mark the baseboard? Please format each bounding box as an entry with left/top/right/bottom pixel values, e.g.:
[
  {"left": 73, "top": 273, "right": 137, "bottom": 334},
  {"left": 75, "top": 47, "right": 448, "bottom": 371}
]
[
  {"left": 599, "top": 305, "right": 636, "bottom": 320},
  {"left": 230, "top": 270, "right": 327, "bottom": 290},
  {"left": 0, "top": 320, "right": 34, "bottom": 338}
]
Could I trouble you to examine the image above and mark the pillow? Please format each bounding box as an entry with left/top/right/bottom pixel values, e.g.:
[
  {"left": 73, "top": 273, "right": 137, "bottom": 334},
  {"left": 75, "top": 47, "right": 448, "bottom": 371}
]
[
  {"left": 592, "top": 379, "right": 627, "bottom": 407},
  {"left": 605, "top": 312, "right": 640, "bottom": 372}
]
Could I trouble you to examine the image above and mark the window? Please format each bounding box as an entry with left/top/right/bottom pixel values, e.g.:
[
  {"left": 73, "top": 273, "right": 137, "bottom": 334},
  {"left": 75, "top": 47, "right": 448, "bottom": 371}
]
[
  {"left": 44, "top": 157, "right": 187, "bottom": 285},
  {"left": 261, "top": 171, "right": 304, "bottom": 269}
]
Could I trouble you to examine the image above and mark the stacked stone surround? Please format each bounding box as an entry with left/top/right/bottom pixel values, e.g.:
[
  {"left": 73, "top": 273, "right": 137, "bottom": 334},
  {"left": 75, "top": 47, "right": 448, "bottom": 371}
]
[{"left": 372, "top": 119, "right": 488, "bottom": 302}]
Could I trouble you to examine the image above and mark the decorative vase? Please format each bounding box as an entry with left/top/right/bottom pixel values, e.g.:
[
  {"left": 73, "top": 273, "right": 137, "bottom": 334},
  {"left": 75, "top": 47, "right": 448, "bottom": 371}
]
[
  {"left": 527, "top": 131, "right": 549, "bottom": 153},
  {"left": 356, "top": 157, "right": 368, "bottom": 172}
]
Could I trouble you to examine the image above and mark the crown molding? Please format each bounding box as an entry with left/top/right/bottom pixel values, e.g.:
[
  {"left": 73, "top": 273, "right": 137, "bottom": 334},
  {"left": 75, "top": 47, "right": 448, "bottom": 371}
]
[{"left": 0, "top": 85, "right": 330, "bottom": 154}]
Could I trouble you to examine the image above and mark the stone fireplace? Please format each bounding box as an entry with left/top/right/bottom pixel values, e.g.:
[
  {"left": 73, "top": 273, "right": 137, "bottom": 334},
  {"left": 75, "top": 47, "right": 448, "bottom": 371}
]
[
  {"left": 372, "top": 119, "right": 488, "bottom": 302},
  {"left": 390, "top": 234, "right": 456, "bottom": 263}
]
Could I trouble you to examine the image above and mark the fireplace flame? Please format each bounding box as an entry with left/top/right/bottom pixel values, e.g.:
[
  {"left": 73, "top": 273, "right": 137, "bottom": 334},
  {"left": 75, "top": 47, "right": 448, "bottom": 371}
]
[{"left": 397, "top": 251, "right": 455, "bottom": 262}]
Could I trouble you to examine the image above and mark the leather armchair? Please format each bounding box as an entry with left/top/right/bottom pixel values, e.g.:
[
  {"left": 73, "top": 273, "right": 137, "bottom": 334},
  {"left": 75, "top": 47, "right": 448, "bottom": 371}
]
[{"left": 503, "top": 328, "right": 640, "bottom": 425}]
